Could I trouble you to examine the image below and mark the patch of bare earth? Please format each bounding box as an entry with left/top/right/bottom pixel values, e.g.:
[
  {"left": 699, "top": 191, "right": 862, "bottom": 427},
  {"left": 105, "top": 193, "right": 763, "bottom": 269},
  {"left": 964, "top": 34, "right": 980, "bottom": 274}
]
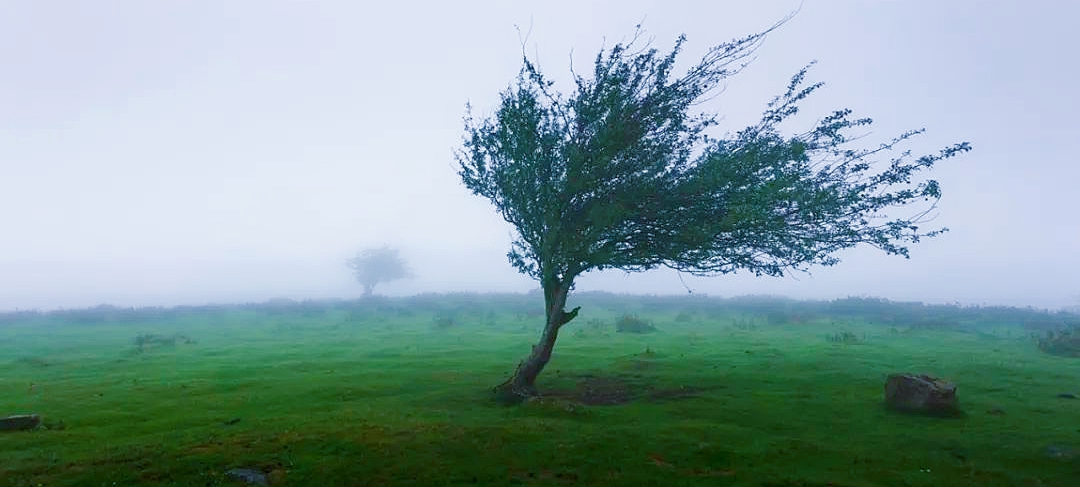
[{"left": 544, "top": 373, "right": 708, "bottom": 406}]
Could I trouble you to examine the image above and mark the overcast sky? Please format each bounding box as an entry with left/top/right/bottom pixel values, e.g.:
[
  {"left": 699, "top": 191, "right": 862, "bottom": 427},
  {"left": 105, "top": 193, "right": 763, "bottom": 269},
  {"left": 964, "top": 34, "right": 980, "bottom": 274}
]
[{"left": 1, "top": 0, "right": 1077, "bottom": 311}]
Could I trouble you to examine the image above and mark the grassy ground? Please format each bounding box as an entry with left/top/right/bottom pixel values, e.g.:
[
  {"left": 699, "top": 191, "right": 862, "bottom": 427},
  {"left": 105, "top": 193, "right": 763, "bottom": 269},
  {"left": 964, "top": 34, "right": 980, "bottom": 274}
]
[{"left": 2, "top": 297, "right": 1079, "bottom": 486}]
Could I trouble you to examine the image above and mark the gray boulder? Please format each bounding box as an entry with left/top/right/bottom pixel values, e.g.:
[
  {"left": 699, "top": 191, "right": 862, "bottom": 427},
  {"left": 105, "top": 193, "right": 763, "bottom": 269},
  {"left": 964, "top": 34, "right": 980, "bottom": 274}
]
[
  {"left": 0, "top": 414, "right": 41, "bottom": 431},
  {"left": 225, "top": 468, "right": 270, "bottom": 486},
  {"left": 884, "top": 373, "right": 960, "bottom": 416}
]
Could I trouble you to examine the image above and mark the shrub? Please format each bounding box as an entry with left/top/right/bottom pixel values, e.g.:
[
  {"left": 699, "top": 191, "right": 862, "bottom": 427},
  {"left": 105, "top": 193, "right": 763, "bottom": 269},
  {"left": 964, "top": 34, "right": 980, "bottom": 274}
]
[
  {"left": 585, "top": 318, "right": 606, "bottom": 330},
  {"left": 432, "top": 313, "right": 458, "bottom": 329},
  {"left": 731, "top": 317, "right": 758, "bottom": 331},
  {"left": 615, "top": 314, "right": 656, "bottom": 334},
  {"left": 826, "top": 331, "right": 863, "bottom": 344},
  {"left": 1035, "top": 327, "right": 1080, "bottom": 357},
  {"left": 134, "top": 333, "right": 194, "bottom": 353},
  {"left": 572, "top": 318, "right": 608, "bottom": 338}
]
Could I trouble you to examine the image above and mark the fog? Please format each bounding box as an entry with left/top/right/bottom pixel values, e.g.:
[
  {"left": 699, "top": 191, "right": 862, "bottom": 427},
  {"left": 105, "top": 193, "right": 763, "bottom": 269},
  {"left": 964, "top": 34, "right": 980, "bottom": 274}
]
[{"left": 2, "top": 0, "right": 1077, "bottom": 312}]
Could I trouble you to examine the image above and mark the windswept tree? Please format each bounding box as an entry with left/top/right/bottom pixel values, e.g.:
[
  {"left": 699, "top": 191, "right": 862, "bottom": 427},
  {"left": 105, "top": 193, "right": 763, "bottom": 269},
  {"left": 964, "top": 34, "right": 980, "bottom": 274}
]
[
  {"left": 457, "top": 22, "right": 971, "bottom": 403},
  {"left": 346, "top": 246, "right": 413, "bottom": 297}
]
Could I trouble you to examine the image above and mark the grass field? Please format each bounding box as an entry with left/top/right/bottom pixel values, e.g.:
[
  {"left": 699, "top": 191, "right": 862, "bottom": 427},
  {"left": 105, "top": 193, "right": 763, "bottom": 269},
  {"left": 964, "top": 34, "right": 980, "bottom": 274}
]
[{"left": 2, "top": 294, "right": 1079, "bottom": 486}]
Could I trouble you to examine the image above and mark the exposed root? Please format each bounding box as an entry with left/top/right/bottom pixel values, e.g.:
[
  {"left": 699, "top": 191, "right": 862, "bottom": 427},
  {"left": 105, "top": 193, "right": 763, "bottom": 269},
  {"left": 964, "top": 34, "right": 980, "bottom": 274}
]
[{"left": 492, "top": 377, "right": 538, "bottom": 405}]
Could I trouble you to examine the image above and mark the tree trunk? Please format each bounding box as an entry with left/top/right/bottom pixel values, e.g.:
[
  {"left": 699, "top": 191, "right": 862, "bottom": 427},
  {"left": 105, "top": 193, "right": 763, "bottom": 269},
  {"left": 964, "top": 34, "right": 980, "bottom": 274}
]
[
  {"left": 493, "top": 278, "right": 580, "bottom": 404},
  {"left": 362, "top": 283, "right": 374, "bottom": 298}
]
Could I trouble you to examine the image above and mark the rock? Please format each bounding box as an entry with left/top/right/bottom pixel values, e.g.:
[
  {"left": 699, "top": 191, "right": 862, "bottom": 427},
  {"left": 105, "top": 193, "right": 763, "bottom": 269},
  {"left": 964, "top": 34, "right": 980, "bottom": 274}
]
[
  {"left": 267, "top": 468, "right": 287, "bottom": 485},
  {"left": 884, "top": 373, "right": 960, "bottom": 416},
  {"left": 225, "top": 468, "right": 269, "bottom": 486},
  {"left": 1056, "top": 393, "right": 1077, "bottom": 399},
  {"left": 0, "top": 414, "right": 41, "bottom": 431}
]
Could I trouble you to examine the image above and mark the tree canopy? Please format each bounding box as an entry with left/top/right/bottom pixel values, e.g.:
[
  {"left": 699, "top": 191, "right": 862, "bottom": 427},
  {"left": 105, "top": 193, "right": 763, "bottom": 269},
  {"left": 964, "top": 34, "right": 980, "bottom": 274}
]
[
  {"left": 346, "top": 246, "right": 412, "bottom": 297},
  {"left": 455, "top": 22, "right": 971, "bottom": 401}
]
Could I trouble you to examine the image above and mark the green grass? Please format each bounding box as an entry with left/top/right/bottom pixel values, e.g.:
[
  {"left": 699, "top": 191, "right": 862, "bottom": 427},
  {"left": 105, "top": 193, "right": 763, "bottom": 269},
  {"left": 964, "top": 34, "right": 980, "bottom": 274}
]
[{"left": 2, "top": 298, "right": 1079, "bottom": 486}]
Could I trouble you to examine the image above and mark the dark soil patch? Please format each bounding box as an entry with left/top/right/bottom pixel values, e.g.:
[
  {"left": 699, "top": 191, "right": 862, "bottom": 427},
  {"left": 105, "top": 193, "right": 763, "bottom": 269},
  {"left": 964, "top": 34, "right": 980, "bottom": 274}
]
[
  {"left": 647, "top": 385, "right": 706, "bottom": 401},
  {"left": 543, "top": 373, "right": 634, "bottom": 405},
  {"left": 544, "top": 373, "right": 708, "bottom": 406}
]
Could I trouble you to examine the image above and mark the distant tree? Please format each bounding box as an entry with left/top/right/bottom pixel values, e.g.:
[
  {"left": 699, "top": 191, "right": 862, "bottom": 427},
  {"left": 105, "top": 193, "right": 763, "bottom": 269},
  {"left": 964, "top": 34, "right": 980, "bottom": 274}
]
[
  {"left": 346, "top": 247, "right": 413, "bottom": 297},
  {"left": 456, "top": 21, "right": 971, "bottom": 403}
]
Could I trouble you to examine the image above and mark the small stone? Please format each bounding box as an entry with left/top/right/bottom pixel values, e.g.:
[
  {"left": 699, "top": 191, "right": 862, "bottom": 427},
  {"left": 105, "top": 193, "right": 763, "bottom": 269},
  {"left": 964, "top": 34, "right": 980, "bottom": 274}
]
[
  {"left": 0, "top": 414, "right": 41, "bottom": 431},
  {"left": 42, "top": 418, "right": 66, "bottom": 430},
  {"left": 225, "top": 468, "right": 269, "bottom": 486},
  {"left": 267, "top": 468, "right": 287, "bottom": 485}
]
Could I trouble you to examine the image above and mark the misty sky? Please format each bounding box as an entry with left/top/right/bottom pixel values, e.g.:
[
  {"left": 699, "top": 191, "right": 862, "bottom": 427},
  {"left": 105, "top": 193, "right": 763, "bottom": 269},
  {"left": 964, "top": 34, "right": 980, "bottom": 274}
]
[{"left": 2, "top": 0, "right": 1077, "bottom": 311}]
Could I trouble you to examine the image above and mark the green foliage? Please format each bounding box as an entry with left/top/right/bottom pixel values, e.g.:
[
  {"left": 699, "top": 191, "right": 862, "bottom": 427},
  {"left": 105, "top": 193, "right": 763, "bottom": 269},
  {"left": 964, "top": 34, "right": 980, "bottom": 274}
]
[
  {"left": 571, "top": 317, "right": 610, "bottom": 339},
  {"left": 456, "top": 23, "right": 971, "bottom": 290},
  {"left": 2, "top": 293, "right": 1069, "bottom": 335},
  {"left": 432, "top": 312, "right": 459, "bottom": 329},
  {"left": 614, "top": 314, "right": 657, "bottom": 334},
  {"left": 826, "top": 331, "right": 864, "bottom": 344},
  {"left": 345, "top": 246, "right": 413, "bottom": 297},
  {"left": 731, "top": 317, "right": 759, "bottom": 331},
  {"left": 133, "top": 333, "right": 194, "bottom": 353},
  {"left": 458, "top": 20, "right": 970, "bottom": 393},
  {"left": 1035, "top": 327, "right": 1080, "bottom": 357}
]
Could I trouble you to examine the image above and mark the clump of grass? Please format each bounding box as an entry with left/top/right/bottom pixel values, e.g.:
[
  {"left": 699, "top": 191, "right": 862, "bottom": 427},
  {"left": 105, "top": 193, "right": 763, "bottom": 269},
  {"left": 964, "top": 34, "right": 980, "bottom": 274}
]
[
  {"left": 573, "top": 318, "right": 608, "bottom": 338},
  {"left": 134, "top": 333, "right": 194, "bottom": 353},
  {"left": 731, "top": 317, "right": 758, "bottom": 331},
  {"left": 615, "top": 314, "right": 656, "bottom": 334},
  {"left": 1034, "top": 327, "right": 1080, "bottom": 357},
  {"left": 826, "top": 331, "right": 864, "bottom": 344},
  {"left": 584, "top": 318, "right": 605, "bottom": 330}
]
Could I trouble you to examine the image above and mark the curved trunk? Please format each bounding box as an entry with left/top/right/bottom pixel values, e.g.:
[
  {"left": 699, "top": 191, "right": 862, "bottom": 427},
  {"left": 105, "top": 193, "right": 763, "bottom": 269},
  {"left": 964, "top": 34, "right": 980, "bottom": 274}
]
[{"left": 493, "top": 278, "right": 580, "bottom": 404}]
